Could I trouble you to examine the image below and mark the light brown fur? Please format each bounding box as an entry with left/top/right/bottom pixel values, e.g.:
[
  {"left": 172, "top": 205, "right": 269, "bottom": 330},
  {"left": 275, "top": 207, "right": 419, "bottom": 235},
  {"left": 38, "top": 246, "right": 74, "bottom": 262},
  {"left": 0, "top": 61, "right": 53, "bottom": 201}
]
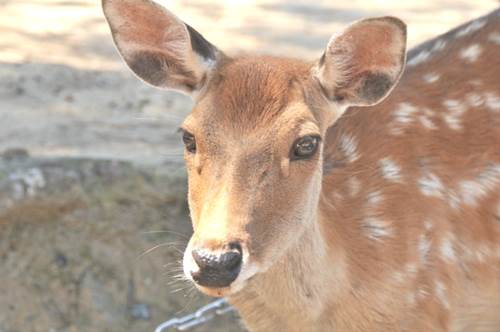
[{"left": 103, "top": 2, "right": 500, "bottom": 330}]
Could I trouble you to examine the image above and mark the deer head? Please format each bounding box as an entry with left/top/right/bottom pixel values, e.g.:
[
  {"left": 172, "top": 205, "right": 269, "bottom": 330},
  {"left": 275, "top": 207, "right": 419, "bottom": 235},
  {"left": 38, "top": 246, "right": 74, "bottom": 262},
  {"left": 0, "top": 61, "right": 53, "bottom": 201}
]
[{"left": 103, "top": 0, "right": 407, "bottom": 297}]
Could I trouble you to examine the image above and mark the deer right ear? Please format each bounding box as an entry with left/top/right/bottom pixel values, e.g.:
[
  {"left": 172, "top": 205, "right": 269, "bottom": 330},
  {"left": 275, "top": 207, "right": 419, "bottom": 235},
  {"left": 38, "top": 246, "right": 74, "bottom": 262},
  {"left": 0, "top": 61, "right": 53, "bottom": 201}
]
[
  {"left": 314, "top": 17, "right": 407, "bottom": 108},
  {"left": 102, "top": 0, "right": 223, "bottom": 95}
]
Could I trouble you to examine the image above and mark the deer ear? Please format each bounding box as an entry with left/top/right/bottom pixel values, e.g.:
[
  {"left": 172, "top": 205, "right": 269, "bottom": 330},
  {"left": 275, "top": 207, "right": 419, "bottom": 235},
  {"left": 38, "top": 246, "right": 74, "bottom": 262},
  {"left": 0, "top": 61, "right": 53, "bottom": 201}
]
[
  {"left": 102, "top": 0, "right": 223, "bottom": 95},
  {"left": 314, "top": 17, "right": 407, "bottom": 108}
]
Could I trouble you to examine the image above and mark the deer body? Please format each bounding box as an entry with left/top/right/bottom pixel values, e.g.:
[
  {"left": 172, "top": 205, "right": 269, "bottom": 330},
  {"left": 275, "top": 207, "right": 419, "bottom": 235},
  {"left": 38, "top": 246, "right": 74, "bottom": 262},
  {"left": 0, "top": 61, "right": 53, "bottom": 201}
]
[
  {"left": 231, "top": 10, "right": 500, "bottom": 332},
  {"left": 102, "top": 2, "right": 500, "bottom": 331}
]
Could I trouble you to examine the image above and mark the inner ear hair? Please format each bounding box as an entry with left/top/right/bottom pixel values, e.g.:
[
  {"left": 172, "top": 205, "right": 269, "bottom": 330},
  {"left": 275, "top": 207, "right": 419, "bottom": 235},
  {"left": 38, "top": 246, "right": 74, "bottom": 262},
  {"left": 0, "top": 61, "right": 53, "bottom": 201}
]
[
  {"left": 102, "top": 0, "right": 222, "bottom": 94},
  {"left": 316, "top": 16, "right": 407, "bottom": 108}
]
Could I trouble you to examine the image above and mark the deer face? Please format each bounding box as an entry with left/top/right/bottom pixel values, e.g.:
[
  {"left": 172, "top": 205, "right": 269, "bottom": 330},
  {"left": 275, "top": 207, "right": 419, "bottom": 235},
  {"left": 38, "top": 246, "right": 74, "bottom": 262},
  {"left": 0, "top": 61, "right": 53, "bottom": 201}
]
[
  {"left": 180, "top": 57, "right": 330, "bottom": 295},
  {"left": 103, "top": 0, "right": 407, "bottom": 296}
]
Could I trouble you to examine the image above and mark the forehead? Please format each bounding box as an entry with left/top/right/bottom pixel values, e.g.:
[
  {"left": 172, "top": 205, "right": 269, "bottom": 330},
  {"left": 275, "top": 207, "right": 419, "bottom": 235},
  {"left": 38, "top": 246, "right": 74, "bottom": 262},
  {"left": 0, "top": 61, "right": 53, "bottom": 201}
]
[{"left": 190, "top": 56, "right": 313, "bottom": 134}]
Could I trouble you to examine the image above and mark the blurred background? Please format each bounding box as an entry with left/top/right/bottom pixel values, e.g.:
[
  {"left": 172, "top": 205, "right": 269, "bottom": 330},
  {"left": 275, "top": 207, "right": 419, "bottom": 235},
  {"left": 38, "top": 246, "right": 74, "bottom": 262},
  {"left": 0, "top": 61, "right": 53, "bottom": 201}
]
[{"left": 0, "top": 0, "right": 497, "bottom": 331}]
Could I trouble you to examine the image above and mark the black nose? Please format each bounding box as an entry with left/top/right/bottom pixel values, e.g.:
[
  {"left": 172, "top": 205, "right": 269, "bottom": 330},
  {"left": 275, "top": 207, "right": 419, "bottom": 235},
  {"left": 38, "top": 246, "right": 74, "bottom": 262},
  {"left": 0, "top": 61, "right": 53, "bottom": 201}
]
[{"left": 191, "top": 243, "right": 242, "bottom": 288}]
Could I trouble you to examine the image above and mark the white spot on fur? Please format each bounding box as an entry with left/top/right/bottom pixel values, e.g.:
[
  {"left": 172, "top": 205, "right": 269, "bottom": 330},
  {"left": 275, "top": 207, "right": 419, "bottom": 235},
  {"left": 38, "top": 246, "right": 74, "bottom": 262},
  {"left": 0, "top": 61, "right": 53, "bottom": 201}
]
[
  {"left": 443, "top": 99, "right": 467, "bottom": 130},
  {"left": 379, "top": 158, "right": 402, "bottom": 182},
  {"left": 391, "top": 102, "right": 419, "bottom": 135},
  {"left": 470, "top": 79, "right": 482, "bottom": 87},
  {"left": 366, "top": 190, "right": 383, "bottom": 206},
  {"left": 391, "top": 271, "right": 405, "bottom": 283},
  {"left": 440, "top": 236, "right": 457, "bottom": 263},
  {"left": 362, "top": 191, "right": 392, "bottom": 241},
  {"left": 423, "top": 72, "right": 440, "bottom": 83},
  {"left": 418, "top": 107, "right": 437, "bottom": 130},
  {"left": 465, "top": 93, "right": 484, "bottom": 107},
  {"left": 347, "top": 176, "right": 361, "bottom": 197},
  {"left": 391, "top": 264, "right": 417, "bottom": 284},
  {"left": 362, "top": 217, "right": 393, "bottom": 241},
  {"left": 455, "top": 19, "right": 487, "bottom": 38},
  {"left": 394, "top": 103, "right": 418, "bottom": 124},
  {"left": 406, "top": 263, "right": 417, "bottom": 275},
  {"left": 466, "top": 244, "right": 494, "bottom": 263},
  {"left": 417, "top": 285, "right": 430, "bottom": 300},
  {"left": 339, "top": 134, "right": 360, "bottom": 163},
  {"left": 485, "top": 92, "right": 500, "bottom": 112},
  {"left": 407, "top": 40, "right": 447, "bottom": 67},
  {"left": 488, "top": 32, "right": 500, "bottom": 44},
  {"left": 458, "top": 164, "right": 500, "bottom": 207},
  {"left": 418, "top": 234, "right": 431, "bottom": 265},
  {"left": 418, "top": 173, "right": 444, "bottom": 198},
  {"left": 460, "top": 44, "right": 482, "bottom": 63},
  {"left": 447, "top": 190, "right": 461, "bottom": 210},
  {"left": 419, "top": 108, "right": 437, "bottom": 130},
  {"left": 431, "top": 40, "right": 447, "bottom": 53},
  {"left": 407, "top": 50, "right": 430, "bottom": 67},
  {"left": 476, "top": 244, "right": 494, "bottom": 263},
  {"left": 435, "top": 281, "right": 450, "bottom": 309},
  {"left": 424, "top": 220, "right": 433, "bottom": 231}
]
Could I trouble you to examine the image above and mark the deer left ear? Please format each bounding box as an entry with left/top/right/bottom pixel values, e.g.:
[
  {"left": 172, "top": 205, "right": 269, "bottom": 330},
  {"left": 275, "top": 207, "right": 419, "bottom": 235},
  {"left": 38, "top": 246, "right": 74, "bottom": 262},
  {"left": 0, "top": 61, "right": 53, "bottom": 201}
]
[
  {"left": 102, "top": 0, "right": 223, "bottom": 95},
  {"left": 314, "top": 17, "right": 407, "bottom": 108}
]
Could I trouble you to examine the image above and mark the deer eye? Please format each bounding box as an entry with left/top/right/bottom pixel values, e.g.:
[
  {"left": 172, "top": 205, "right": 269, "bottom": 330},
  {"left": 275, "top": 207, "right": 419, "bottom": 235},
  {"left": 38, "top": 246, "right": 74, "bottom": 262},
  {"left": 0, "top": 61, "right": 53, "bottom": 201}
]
[
  {"left": 182, "top": 131, "right": 196, "bottom": 153},
  {"left": 290, "top": 135, "right": 320, "bottom": 160}
]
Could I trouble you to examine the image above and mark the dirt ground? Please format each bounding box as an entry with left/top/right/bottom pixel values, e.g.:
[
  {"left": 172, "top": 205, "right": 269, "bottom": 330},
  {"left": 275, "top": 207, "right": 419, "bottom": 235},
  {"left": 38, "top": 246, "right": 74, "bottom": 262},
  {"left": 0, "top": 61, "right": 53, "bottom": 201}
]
[{"left": 0, "top": 1, "right": 498, "bottom": 331}]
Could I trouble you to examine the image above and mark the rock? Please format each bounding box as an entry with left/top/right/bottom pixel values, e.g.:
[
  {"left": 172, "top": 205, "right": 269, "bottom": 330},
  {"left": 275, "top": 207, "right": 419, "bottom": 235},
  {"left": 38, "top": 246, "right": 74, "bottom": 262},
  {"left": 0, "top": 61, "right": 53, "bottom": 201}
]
[
  {"left": 130, "top": 303, "right": 150, "bottom": 320},
  {"left": 1, "top": 148, "right": 29, "bottom": 161}
]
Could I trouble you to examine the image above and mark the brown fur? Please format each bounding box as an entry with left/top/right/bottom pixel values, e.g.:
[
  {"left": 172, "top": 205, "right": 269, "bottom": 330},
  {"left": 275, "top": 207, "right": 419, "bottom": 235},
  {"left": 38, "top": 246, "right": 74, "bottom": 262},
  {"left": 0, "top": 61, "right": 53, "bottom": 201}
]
[{"left": 103, "top": 2, "right": 500, "bottom": 330}]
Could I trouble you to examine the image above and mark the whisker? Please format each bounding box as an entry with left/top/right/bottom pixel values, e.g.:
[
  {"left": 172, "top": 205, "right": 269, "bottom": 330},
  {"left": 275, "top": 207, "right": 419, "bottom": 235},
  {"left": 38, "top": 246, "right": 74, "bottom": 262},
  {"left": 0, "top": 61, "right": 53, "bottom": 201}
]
[
  {"left": 141, "top": 230, "right": 191, "bottom": 240},
  {"left": 136, "top": 242, "right": 181, "bottom": 260}
]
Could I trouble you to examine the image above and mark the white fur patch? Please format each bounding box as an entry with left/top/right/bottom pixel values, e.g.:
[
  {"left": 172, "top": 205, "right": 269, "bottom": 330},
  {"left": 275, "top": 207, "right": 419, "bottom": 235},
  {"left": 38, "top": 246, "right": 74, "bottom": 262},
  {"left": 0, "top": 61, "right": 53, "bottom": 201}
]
[
  {"left": 418, "top": 173, "right": 444, "bottom": 198},
  {"left": 431, "top": 39, "right": 447, "bottom": 53},
  {"left": 407, "top": 40, "right": 447, "bottom": 67},
  {"left": 465, "top": 92, "right": 484, "bottom": 107},
  {"left": 391, "top": 102, "right": 419, "bottom": 135},
  {"left": 423, "top": 72, "right": 440, "bottom": 83},
  {"left": 379, "top": 158, "right": 402, "bottom": 182},
  {"left": 418, "top": 234, "right": 431, "bottom": 266},
  {"left": 362, "top": 217, "right": 393, "bottom": 241},
  {"left": 406, "top": 263, "right": 417, "bottom": 275},
  {"left": 347, "top": 176, "right": 361, "bottom": 197},
  {"left": 475, "top": 244, "right": 493, "bottom": 263},
  {"left": 362, "top": 191, "right": 392, "bottom": 241},
  {"left": 440, "top": 235, "right": 457, "bottom": 263},
  {"left": 485, "top": 92, "right": 500, "bottom": 112},
  {"left": 459, "top": 44, "right": 482, "bottom": 63},
  {"left": 407, "top": 50, "right": 430, "bottom": 67},
  {"left": 435, "top": 281, "right": 450, "bottom": 309},
  {"left": 417, "top": 285, "right": 430, "bottom": 300},
  {"left": 424, "top": 220, "right": 433, "bottom": 231},
  {"left": 455, "top": 20, "right": 487, "bottom": 38},
  {"left": 443, "top": 99, "right": 467, "bottom": 130},
  {"left": 366, "top": 190, "right": 383, "bottom": 206},
  {"left": 339, "top": 134, "right": 360, "bottom": 163},
  {"left": 488, "top": 32, "right": 500, "bottom": 44},
  {"left": 447, "top": 190, "right": 461, "bottom": 210},
  {"left": 458, "top": 164, "right": 500, "bottom": 207},
  {"left": 418, "top": 108, "right": 437, "bottom": 130}
]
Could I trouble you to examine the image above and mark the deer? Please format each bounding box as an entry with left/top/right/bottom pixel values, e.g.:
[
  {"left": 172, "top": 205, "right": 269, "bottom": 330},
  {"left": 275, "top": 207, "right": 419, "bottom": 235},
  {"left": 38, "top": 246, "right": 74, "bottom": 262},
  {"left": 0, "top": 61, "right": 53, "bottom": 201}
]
[{"left": 102, "top": 1, "right": 500, "bottom": 331}]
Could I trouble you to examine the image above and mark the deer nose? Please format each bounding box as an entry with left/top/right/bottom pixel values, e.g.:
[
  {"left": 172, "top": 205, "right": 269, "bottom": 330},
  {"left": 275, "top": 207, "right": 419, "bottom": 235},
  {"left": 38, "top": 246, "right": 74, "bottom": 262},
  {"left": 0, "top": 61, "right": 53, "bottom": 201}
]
[{"left": 191, "top": 243, "right": 242, "bottom": 288}]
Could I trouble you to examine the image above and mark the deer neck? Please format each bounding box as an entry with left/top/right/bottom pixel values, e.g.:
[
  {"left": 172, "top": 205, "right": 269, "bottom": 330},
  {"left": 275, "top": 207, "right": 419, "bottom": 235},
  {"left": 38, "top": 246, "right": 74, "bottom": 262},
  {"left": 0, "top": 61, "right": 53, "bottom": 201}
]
[{"left": 230, "top": 209, "right": 348, "bottom": 330}]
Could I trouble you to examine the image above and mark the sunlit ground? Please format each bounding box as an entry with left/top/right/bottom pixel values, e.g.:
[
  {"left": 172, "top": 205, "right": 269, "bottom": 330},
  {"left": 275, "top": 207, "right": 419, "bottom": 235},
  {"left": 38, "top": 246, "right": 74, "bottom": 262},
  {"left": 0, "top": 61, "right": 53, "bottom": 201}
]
[{"left": 0, "top": 0, "right": 497, "bottom": 70}]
